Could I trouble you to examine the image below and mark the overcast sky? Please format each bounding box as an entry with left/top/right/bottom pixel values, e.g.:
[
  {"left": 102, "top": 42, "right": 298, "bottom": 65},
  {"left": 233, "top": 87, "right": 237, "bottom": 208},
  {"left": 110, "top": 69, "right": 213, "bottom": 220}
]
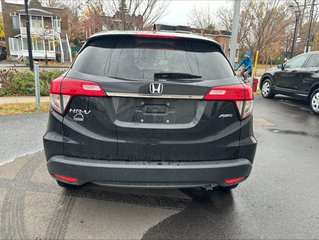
[
  {"left": 159, "top": 0, "right": 232, "bottom": 26},
  {"left": 3, "top": 0, "right": 232, "bottom": 26}
]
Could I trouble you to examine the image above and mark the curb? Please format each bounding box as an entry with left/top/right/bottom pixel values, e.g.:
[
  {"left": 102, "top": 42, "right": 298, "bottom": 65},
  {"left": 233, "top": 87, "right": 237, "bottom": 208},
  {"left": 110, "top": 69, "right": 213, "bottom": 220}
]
[{"left": 0, "top": 96, "right": 50, "bottom": 105}]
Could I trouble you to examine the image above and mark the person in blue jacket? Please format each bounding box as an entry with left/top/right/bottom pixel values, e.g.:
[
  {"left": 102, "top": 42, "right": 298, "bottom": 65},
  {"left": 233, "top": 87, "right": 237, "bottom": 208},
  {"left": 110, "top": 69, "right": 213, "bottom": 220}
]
[{"left": 235, "top": 52, "right": 253, "bottom": 79}]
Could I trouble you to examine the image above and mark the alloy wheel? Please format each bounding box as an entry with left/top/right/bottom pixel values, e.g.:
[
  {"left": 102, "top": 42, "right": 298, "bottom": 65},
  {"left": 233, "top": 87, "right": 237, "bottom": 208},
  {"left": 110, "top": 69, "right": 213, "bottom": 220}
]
[
  {"left": 262, "top": 81, "right": 270, "bottom": 96},
  {"left": 311, "top": 92, "right": 319, "bottom": 113}
]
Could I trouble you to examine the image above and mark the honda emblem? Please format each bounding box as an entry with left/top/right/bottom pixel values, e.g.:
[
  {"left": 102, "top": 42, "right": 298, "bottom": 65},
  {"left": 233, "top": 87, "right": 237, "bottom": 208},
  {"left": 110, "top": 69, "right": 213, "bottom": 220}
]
[{"left": 149, "top": 83, "right": 163, "bottom": 94}]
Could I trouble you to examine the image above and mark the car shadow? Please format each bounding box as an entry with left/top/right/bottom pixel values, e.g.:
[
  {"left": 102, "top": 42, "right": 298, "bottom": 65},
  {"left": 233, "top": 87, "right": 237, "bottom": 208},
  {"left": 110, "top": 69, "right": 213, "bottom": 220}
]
[
  {"left": 273, "top": 95, "right": 311, "bottom": 109},
  {"left": 61, "top": 184, "right": 192, "bottom": 211},
  {"left": 140, "top": 189, "right": 259, "bottom": 239},
  {"left": 55, "top": 184, "right": 261, "bottom": 239}
]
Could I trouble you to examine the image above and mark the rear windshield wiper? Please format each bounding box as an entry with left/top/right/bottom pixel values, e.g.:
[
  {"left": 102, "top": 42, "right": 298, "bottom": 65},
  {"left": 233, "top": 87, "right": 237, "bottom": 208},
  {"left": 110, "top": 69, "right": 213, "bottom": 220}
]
[{"left": 154, "top": 72, "right": 202, "bottom": 80}]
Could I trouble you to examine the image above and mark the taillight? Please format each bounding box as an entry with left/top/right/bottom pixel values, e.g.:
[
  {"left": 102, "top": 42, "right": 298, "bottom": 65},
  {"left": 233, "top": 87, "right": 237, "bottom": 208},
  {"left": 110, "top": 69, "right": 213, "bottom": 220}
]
[
  {"left": 50, "top": 77, "right": 106, "bottom": 115},
  {"left": 204, "top": 84, "right": 254, "bottom": 120}
]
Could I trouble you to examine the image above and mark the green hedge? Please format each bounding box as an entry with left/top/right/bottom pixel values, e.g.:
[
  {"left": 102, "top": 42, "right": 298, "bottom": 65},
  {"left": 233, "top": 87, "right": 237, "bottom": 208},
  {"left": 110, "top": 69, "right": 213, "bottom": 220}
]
[{"left": 0, "top": 69, "right": 63, "bottom": 96}]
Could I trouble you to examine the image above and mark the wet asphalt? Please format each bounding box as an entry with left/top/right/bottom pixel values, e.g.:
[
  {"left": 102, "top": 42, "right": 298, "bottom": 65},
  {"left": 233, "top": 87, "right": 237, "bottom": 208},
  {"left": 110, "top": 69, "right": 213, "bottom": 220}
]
[
  {"left": 0, "top": 113, "right": 48, "bottom": 165},
  {"left": 0, "top": 95, "right": 318, "bottom": 239}
]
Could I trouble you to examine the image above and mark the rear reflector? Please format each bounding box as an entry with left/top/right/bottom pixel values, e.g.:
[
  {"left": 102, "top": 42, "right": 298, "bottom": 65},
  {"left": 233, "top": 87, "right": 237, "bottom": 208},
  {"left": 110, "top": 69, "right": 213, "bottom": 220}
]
[
  {"left": 224, "top": 176, "right": 246, "bottom": 184},
  {"left": 204, "top": 84, "right": 254, "bottom": 120},
  {"left": 134, "top": 33, "right": 179, "bottom": 39},
  {"left": 53, "top": 174, "right": 78, "bottom": 183},
  {"left": 50, "top": 77, "right": 106, "bottom": 115}
]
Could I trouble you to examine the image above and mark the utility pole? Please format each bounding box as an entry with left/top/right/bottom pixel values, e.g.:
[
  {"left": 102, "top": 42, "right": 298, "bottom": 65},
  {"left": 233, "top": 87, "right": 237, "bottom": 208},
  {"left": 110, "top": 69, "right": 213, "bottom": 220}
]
[
  {"left": 306, "top": 0, "right": 316, "bottom": 52},
  {"left": 291, "top": 10, "right": 300, "bottom": 58},
  {"left": 229, "top": 0, "right": 241, "bottom": 67},
  {"left": 24, "top": 0, "right": 34, "bottom": 71}
]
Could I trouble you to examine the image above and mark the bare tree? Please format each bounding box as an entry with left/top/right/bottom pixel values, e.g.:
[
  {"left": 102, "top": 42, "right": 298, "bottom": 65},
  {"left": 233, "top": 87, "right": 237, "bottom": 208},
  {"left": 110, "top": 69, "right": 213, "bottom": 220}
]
[
  {"left": 289, "top": 0, "right": 319, "bottom": 54},
  {"left": 216, "top": 1, "right": 292, "bottom": 60},
  {"left": 217, "top": 5, "right": 233, "bottom": 31},
  {"left": 101, "top": 0, "right": 171, "bottom": 30},
  {"left": 188, "top": 4, "right": 216, "bottom": 29},
  {"left": 244, "top": 2, "right": 291, "bottom": 55}
]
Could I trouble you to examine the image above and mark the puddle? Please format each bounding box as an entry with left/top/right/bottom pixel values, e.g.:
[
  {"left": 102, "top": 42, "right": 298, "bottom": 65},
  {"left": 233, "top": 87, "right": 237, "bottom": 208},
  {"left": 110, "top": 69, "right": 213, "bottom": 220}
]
[{"left": 269, "top": 129, "right": 314, "bottom": 137}]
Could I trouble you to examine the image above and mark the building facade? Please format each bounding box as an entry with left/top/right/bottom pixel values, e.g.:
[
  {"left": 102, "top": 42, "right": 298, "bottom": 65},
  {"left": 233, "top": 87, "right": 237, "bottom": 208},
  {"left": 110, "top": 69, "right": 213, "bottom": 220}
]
[
  {"left": 1, "top": 0, "right": 72, "bottom": 62},
  {"left": 82, "top": 12, "right": 144, "bottom": 39},
  {"left": 156, "top": 25, "right": 239, "bottom": 62}
]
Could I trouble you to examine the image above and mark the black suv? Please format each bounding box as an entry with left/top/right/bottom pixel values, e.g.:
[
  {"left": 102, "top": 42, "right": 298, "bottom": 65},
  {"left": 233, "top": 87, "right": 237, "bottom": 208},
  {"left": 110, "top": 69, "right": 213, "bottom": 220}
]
[
  {"left": 43, "top": 31, "right": 257, "bottom": 192},
  {"left": 260, "top": 52, "right": 319, "bottom": 114}
]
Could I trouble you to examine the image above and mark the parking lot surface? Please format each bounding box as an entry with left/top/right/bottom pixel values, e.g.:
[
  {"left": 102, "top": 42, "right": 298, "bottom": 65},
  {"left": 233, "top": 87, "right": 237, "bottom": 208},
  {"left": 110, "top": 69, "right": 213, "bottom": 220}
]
[{"left": 0, "top": 95, "right": 318, "bottom": 239}]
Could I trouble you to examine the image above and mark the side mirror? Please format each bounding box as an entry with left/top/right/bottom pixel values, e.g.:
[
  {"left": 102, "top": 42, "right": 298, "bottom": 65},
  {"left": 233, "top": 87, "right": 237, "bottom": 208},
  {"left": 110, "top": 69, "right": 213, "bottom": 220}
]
[{"left": 278, "top": 63, "right": 284, "bottom": 70}]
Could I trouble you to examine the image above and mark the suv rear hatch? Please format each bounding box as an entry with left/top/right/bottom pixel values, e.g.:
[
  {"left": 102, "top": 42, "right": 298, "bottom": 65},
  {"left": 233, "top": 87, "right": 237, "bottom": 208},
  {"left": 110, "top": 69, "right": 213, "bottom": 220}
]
[{"left": 51, "top": 33, "right": 253, "bottom": 162}]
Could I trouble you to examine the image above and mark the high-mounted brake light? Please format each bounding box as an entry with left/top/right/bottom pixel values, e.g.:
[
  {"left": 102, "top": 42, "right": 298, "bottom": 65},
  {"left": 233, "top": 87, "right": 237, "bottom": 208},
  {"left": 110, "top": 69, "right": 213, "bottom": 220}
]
[
  {"left": 50, "top": 78, "right": 106, "bottom": 115},
  {"left": 134, "top": 33, "right": 179, "bottom": 39},
  {"left": 204, "top": 84, "right": 254, "bottom": 120}
]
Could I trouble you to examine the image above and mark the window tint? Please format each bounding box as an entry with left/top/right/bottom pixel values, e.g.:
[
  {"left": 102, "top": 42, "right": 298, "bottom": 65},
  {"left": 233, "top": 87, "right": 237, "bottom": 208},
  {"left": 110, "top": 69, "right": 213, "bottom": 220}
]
[
  {"left": 72, "top": 36, "right": 234, "bottom": 81},
  {"left": 306, "top": 54, "right": 319, "bottom": 68},
  {"left": 285, "top": 54, "right": 308, "bottom": 69},
  {"left": 72, "top": 38, "right": 115, "bottom": 76}
]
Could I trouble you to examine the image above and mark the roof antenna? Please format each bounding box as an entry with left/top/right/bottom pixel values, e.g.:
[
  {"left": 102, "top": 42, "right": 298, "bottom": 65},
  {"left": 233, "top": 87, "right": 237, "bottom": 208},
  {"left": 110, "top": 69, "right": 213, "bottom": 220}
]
[{"left": 152, "top": 23, "right": 157, "bottom": 32}]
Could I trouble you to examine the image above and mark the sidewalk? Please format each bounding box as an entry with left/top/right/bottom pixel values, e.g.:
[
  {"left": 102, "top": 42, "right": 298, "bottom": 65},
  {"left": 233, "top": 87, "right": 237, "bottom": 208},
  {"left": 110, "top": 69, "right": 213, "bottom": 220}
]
[
  {"left": 0, "top": 60, "right": 71, "bottom": 68},
  {"left": 0, "top": 96, "right": 50, "bottom": 105}
]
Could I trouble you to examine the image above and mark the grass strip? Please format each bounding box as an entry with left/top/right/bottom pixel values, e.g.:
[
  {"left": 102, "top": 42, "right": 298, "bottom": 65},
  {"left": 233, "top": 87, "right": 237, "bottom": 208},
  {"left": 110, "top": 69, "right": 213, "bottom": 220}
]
[{"left": 0, "top": 102, "right": 50, "bottom": 115}]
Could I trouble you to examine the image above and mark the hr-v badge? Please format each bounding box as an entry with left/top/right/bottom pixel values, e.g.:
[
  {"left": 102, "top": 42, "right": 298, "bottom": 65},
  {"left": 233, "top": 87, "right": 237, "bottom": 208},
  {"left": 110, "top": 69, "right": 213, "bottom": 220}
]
[{"left": 69, "top": 109, "right": 91, "bottom": 122}]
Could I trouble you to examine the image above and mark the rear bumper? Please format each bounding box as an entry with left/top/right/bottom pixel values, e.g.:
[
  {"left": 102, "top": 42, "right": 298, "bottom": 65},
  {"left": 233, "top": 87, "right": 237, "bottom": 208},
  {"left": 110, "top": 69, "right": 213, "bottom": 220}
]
[{"left": 47, "top": 156, "right": 252, "bottom": 188}]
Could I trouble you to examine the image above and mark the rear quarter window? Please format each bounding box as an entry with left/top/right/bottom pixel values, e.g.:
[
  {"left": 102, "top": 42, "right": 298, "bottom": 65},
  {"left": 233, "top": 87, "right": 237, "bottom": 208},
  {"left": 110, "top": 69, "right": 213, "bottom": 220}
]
[
  {"left": 306, "top": 54, "right": 319, "bottom": 68},
  {"left": 72, "top": 35, "right": 234, "bottom": 81}
]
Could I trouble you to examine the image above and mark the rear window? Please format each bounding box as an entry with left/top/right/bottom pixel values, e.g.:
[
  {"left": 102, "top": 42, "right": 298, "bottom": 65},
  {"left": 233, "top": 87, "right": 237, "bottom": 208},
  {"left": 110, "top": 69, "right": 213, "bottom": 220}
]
[{"left": 72, "top": 35, "right": 234, "bottom": 81}]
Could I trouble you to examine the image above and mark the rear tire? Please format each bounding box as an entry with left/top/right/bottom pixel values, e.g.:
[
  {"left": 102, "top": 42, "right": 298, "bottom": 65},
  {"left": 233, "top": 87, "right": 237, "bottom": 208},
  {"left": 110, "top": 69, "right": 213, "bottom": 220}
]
[
  {"left": 309, "top": 89, "right": 319, "bottom": 115},
  {"left": 56, "top": 180, "right": 81, "bottom": 190},
  {"left": 261, "top": 79, "right": 275, "bottom": 99}
]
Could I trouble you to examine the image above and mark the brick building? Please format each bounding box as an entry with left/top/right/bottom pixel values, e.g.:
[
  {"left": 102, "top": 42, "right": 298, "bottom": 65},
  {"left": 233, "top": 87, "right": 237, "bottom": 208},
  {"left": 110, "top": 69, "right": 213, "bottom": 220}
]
[
  {"left": 82, "top": 11, "right": 144, "bottom": 39},
  {"left": 1, "top": 0, "right": 72, "bottom": 62}
]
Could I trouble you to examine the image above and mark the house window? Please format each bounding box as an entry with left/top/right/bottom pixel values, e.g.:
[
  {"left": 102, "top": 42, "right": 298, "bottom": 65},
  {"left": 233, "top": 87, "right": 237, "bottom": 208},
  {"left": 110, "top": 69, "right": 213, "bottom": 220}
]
[
  {"left": 20, "top": 15, "right": 27, "bottom": 27},
  {"left": 43, "top": 16, "right": 52, "bottom": 29},
  {"left": 31, "top": 16, "right": 43, "bottom": 28},
  {"left": 32, "top": 38, "right": 44, "bottom": 51},
  {"left": 53, "top": 19, "right": 61, "bottom": 31},
  {"left": 12, "top": 16, "right": 20, "bottom": 29},
  {"left": 22, "top": 38, "right": 28, "bottom": 50},
  {"left": 9, "top": 38, "right": 21, "bottom": 51},
  {"left": 48, "top": 40, "right": 55, "bottom": 51}
]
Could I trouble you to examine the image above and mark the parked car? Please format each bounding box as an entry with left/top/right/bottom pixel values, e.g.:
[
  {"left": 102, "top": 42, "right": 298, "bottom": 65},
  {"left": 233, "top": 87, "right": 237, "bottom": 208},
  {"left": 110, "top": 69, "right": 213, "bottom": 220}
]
[
  {"left": 0, "top": 46, "right": 7, "bottom": 61},
  {"left": 43, "top": 31, "right": 257, "bottom": 193},
  {"left": 260, "top": 52, "right": 319, "bottom": 115}
]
